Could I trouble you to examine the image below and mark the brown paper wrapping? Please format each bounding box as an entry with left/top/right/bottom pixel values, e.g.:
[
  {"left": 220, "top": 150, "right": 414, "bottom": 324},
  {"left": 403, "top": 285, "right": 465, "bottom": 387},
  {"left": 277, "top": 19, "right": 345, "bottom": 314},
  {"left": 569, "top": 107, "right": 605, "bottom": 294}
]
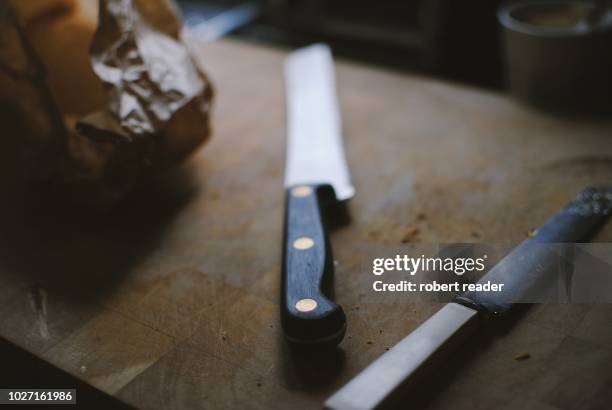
[{"left": 0, "top": 0, "right": 213, "bottom": 207}]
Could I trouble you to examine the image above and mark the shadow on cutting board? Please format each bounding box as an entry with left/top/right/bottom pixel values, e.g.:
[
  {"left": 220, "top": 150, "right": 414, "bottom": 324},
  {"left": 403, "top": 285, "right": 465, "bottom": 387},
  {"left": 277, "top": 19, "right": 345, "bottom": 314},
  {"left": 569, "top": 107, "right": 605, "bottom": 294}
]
[
  {"left": 280, "top": 338, "right": 346, "bottom": 394},
  {"left": 0, "top": 165, "right": 201, "bottom": 306}
]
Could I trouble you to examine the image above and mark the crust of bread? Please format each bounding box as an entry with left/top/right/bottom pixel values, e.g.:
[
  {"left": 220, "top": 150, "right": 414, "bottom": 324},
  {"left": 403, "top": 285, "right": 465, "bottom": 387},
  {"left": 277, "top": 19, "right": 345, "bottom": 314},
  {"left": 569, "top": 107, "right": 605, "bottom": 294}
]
[
  {"left": 23, "top": 0, "right": 106, "bottom": 117},
  {"left": 11, "top": 0, "right": 76, "bottom": 24}
]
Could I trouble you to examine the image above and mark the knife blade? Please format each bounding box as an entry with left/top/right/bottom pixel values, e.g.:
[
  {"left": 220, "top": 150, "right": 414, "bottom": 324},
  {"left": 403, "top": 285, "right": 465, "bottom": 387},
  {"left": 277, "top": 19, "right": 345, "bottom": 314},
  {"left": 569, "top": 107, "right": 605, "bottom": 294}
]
[
  {"left": 326, "top": 186, "right": 612, "bottom": 409},
  {"left": 281, "top": 44, "right": 354, "bottom": 346}
]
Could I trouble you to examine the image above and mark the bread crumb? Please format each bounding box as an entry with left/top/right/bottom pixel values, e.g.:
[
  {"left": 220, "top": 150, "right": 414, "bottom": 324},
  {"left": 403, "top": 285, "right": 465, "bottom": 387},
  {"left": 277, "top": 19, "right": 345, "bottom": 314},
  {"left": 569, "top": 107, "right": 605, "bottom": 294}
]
[
  {"left": 514, "top": 352, "right": 531, "bottom": 361},
  {"left": 401, "top": 226, "right": 420, "bottom": 243}
]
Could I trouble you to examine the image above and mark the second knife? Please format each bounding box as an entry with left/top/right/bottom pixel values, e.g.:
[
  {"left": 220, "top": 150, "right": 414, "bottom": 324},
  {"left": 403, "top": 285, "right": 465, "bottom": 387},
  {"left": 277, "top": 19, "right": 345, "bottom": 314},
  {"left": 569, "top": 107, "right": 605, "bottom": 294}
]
[{"left": 326, "top": 186, "right": 612, "bottom": 409}]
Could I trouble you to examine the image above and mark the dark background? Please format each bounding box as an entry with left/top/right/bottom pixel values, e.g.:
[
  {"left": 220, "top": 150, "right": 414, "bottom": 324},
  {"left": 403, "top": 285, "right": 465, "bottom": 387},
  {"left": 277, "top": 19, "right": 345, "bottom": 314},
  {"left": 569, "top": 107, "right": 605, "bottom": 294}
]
[{"left": 179, "top": 0, "right": 505, "bottom": 89}]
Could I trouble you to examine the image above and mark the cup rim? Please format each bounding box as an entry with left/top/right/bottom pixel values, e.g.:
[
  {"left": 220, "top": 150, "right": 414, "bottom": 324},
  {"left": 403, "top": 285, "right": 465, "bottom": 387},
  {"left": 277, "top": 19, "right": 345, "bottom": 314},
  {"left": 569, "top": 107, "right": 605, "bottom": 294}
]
[{"left": 498, "top": 0, "right": 612, "bottom": 37}]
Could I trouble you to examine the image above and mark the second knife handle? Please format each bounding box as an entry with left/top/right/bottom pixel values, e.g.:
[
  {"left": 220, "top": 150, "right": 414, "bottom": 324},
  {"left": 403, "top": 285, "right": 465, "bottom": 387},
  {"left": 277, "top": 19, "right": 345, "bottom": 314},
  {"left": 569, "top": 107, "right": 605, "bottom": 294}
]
[{"left": 281, "top": 183, "right": 346, "bottom": 346}]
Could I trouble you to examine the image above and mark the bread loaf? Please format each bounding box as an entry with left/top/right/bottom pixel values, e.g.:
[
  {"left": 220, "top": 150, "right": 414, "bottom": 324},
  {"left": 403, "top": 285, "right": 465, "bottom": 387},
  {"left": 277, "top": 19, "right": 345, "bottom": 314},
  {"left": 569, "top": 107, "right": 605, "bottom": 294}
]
[{"left": 0, "top": 0, "right": 214, "bottom": 207}]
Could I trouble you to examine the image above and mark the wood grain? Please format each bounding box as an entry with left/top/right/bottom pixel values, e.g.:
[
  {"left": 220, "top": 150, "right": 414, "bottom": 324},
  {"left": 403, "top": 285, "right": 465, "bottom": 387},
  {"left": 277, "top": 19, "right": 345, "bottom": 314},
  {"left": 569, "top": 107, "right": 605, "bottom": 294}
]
[{"left": 1, "top": 38, "right": 612, "bottom": 409}]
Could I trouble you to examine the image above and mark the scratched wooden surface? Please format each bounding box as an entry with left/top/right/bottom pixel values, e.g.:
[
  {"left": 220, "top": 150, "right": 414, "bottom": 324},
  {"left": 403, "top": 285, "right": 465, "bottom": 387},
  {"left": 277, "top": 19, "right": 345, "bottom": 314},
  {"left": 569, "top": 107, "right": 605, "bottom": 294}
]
[{"left": 1, "top": 39, "right": 612, "bottom": 409}]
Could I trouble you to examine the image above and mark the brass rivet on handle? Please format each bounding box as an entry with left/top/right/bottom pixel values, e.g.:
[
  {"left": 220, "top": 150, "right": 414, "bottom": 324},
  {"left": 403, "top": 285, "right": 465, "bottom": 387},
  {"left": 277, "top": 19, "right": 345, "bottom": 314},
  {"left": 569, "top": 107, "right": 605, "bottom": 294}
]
[
  {"left": 292, "top": 185, "right": 313, "bottom": 197},
  {"left": 295, "top": 298, "right": 317, "bottom": 312},
  {"left": 293, "top": 237, "right": 314, "bottom": 250}
]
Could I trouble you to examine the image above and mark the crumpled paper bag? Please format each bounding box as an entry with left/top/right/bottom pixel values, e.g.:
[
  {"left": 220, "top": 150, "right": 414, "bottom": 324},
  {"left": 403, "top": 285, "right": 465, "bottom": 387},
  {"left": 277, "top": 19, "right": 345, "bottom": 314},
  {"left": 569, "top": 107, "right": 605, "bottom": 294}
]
[{"left": 0, "top": 0, "right": 213, "bottom": 207}]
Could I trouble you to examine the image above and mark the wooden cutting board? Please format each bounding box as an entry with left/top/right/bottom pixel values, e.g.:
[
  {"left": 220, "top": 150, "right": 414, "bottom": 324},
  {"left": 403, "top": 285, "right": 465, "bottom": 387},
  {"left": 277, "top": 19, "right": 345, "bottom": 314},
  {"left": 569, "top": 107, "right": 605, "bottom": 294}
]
[{"left": 1, "top": 39, "right": 612, "bottom": 409}]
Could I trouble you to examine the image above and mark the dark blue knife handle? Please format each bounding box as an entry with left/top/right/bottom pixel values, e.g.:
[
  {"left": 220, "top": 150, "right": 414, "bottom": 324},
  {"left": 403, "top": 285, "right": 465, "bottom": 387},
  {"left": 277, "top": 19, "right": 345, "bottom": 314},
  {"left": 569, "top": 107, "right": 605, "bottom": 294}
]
[{"left": 281, "top": 183, "right": 346, "bottom": 346}]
